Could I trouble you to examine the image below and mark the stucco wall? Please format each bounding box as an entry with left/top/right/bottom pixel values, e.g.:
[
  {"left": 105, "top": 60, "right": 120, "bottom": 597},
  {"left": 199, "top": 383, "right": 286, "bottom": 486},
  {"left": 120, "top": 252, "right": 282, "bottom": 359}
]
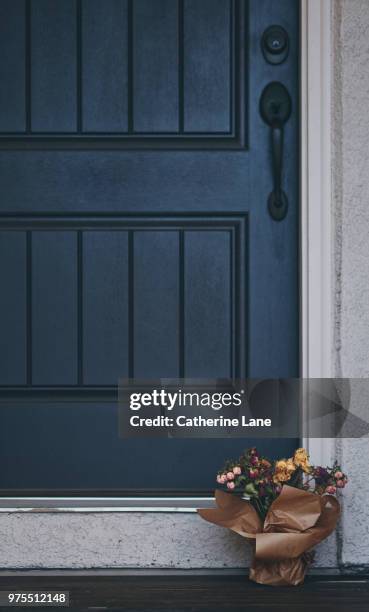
[
  {"left": 0, "top": 511, "right": 336, "bottom": 570},
  {"left": 332, "top": 0, "right": 369, "bottom": 570},
  {"left": 0, "top": 0, "right": 367, "bottom": 571}
]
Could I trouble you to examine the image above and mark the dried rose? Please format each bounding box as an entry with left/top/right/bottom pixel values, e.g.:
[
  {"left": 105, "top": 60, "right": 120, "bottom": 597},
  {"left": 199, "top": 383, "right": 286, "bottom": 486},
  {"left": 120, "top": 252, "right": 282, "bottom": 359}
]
[{"left": 293, "top": 448, "right": 312, "bottom": 473}]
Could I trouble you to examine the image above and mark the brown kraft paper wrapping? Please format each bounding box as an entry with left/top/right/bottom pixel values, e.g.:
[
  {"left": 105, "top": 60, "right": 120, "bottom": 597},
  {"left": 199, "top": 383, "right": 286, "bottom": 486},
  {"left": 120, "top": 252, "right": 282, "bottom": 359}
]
[{"left": 198, "top": 485, "right": 340, "bottom": 586}]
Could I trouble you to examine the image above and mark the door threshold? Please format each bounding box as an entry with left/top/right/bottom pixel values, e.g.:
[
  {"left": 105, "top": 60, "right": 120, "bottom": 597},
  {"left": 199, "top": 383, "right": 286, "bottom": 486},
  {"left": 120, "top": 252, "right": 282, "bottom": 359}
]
[{"left": 0, "top": 497, "right": 215, "bottom": 512}]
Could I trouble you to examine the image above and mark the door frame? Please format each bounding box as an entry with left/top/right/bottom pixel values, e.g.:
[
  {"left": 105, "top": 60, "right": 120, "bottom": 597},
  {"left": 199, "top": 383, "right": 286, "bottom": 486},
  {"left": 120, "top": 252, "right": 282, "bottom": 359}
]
[
  {"left": 300, "top": 0, "right": 334, "bottom": 467},
  {"left": 1, "top": 0, "right": 333, "bottom": 509}
]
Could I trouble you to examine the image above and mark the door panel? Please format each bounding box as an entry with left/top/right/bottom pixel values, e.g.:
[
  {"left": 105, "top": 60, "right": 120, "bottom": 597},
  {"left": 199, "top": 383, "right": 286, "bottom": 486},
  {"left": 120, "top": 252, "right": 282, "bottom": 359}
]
[
  {"left": 31, "top": 0, "right": 77, "bottom": 132},
  {"left": 0, "top": 0, "right": 26, "bottom": 132},
  {"left": 183, "top": 0, "right": 231, "bottom": 132},
  {"left": 133, "top": 0, "right": 179, "bottom": 133},
  {"left": 184, "top": 231, "right": 233, "bottom": 378},
  {"left": 82, "top": 0, "right": 129, "bottom": 133},
  {"left": 83, "top": 231, "right": 129, "bottom": 385},
  {"left": 0, "top": 403, "right": 296, "bottom": 491},
  {"left": 32, "top": 232, "right": 78, "bottom": 385},
  {"left": 134, "top": 231, "right": 180, "bottom": 377},
  {"left": 0, "top": 0, "right": 299, "bottom": 494},
  {"left": 0, "top": 232, "right": 27, "bottom": 384},
  {"left": 0, "top": 0, "right": 245, "bottom": 147},
  {"left": 0, "top": 215, "right": 246, "bottom": 383}
]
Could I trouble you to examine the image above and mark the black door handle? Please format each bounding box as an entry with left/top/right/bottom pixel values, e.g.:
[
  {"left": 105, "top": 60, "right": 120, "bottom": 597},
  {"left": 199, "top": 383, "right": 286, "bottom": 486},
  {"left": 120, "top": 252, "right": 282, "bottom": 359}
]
[{"left": 260, "top": 82, "right": 292, "bottom": 221}]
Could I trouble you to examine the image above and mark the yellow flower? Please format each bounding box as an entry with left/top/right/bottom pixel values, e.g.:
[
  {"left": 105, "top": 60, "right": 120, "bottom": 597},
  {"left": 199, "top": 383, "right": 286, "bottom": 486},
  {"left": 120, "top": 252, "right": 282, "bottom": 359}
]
[
  {"left": 286, "top": 459, "right": 296, "bottom": 474},
  {"left": 273, "top": 459, "right": 296, "bottom": 483},
  {"left": 273, "top": 472, "right": 289, "bottom": 483},
  {"left": 293, "top": 448, "right": 312, "bottom": 473},
  {"left": 294, "top": 448, "right": 308, "bottom": 463}
]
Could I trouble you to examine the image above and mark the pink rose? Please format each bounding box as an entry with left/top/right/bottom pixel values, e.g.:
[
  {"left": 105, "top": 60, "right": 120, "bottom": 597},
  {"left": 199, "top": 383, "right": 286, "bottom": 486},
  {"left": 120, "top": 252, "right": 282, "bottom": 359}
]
[
  {"left": 226, "top": 471, "right": 235, "bottom": 480},
  {"left": 335, "top": 471, "right": 343, "bottom": 480},
  {"left": 218, "top": 474, "right": 227, "bottom": 484},
  {"left": 326, "top": 485, "right": 336, "bottom": 495},
  {"left": 227, "top": 481, "right": 235, "bottom": 490},
  {"left": 336, "top": 480, "right": 345, "bottom": 488},
  {"left": 233, "top": 466, "right": 242, "bottom": 475}
]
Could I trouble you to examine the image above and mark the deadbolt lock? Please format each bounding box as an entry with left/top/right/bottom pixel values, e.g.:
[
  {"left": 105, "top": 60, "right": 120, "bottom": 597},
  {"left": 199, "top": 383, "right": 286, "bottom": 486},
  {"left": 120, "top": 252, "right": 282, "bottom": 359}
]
[{"left": 261, "top": 26, "right": 289, "bottom": 65}]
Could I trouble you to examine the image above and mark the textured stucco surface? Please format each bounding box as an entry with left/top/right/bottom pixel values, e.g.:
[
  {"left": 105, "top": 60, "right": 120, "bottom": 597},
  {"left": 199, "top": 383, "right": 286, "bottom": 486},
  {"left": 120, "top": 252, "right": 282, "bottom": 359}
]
[
  {"left": 338, "top": 0, "right": 369, "bottom": 378},
  {"left": 0, "top": 512, "right": 248, "bottom": 569},
  {"left": 0, "top": 0, "right": 367, "bottom": 570},
  {"left": 0, "top": 511, "right": 336, "bottom": 569},
  {"left": 332, "top": 0, "right": 369, "bottom": 569}
]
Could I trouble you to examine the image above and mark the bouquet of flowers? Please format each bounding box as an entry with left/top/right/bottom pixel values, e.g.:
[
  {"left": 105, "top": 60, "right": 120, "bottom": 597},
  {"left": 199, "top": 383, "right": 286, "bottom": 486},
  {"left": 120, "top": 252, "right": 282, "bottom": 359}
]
[
  {"left": 216, "top": 447, "right": 348, "bottom": 519},
  {"left": 198, "top": 448, "right": 348, "bottom": 586}
]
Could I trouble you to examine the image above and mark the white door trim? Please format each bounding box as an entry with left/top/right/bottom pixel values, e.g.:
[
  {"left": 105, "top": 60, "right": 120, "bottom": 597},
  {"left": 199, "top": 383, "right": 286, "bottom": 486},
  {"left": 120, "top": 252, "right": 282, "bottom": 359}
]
[{"left": 300, "top": 0, "right": 335, "bottom": 465}]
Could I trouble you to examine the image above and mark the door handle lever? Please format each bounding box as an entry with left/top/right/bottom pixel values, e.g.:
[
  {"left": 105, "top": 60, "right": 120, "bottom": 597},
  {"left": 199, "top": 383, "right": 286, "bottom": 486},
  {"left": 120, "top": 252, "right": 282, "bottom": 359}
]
[{"left": 260, "top": 82, "right": 292, "bottom": 221}]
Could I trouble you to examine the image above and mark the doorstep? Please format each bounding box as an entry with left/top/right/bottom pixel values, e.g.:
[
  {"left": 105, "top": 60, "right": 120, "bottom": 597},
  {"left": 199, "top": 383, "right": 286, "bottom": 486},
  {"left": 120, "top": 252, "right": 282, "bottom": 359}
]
[{"left": 0, "top": 510, "right": 337, "bottom": 569}]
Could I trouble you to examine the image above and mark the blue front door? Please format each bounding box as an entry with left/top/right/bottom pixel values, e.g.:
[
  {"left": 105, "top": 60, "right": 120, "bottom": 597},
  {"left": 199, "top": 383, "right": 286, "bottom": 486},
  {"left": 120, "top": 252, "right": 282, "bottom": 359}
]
[{"left": 0, "top": 0, "right": 299, "bottom": 494}]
